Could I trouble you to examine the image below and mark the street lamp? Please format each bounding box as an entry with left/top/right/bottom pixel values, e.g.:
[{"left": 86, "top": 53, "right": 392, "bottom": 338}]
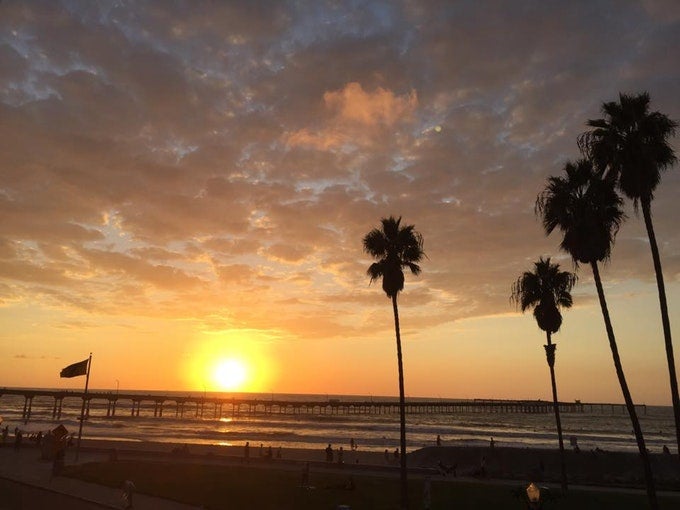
[
  {"left": 115, "top": 379, "right": 119, "bottom": 397},
  {"left": 526, "top": 482, "right": 541, "bottom": 509}
]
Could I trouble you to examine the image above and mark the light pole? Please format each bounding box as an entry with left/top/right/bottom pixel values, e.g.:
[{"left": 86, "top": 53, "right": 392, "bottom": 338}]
[
  {"left": 526, "top": 482, "right": 541, "bottom": 509},
  {"left": 116, "top": 379, "right": 119, "bottom": 397}
]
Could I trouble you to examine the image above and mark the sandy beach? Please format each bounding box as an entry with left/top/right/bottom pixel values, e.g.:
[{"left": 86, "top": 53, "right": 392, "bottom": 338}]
[
  {"left": 74, "top": 437, "right": 680, "bottom": 489},
  {"left": 7, "top": 436, "right": 678, "bottom": 486},
  {"left": 409, "top": 446, "right": 680, "bottom": 490}
]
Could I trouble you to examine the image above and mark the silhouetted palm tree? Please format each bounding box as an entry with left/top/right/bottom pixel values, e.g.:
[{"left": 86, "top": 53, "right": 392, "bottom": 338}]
[
  {"left": 536, "top": 159, "right": 658, "bottom": 509},
  {"left": 579, "top": 92, "right": 680, "bottom": 459},
  {"left": 363, "top": 216, "right": 424, "bottom": 510},
  {"left": 512, "top": 257, "right": 576, "bottom": 492}
]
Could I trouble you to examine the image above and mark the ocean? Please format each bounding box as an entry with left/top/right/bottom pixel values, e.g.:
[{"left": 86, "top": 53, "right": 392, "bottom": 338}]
[{"left": 0, "top": 390, "right": 675, "bottom": 455}]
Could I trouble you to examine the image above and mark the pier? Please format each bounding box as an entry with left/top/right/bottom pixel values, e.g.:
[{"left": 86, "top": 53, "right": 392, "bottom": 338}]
[{"left": 0, "top": 388, "right": 646, "bottom": 424}]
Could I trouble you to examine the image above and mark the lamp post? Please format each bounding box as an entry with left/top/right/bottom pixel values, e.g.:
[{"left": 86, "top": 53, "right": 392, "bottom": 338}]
[
  {"left": 115, "top": 379, "right": 119, "bottom": 397},
  {"left": 526, "top": 482, "right": 541, "bottom": 509}
]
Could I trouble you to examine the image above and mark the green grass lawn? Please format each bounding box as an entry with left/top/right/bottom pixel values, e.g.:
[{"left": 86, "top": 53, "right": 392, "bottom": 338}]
[{"left": 63, "top": 460, "right": 677, "bottom": 509}]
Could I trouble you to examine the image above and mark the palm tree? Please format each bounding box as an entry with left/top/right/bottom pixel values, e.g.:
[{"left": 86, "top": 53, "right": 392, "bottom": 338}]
[
  {"left": 579, "top": 92, "right": 680, "bottom": 459},
  {"left": 536, "top": 159, "right": 658, "bottom": 509},
  {"left": 512, "top": 257, "right": 576, "bottom": 492},
  {"left": 363, "top": 215, "right": 424, "bottom": 510}
]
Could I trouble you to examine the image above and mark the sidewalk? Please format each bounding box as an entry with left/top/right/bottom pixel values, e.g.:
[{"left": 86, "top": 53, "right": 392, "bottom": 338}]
[{"left": 0, "top": 445, "right": 201, "bottom": 510}]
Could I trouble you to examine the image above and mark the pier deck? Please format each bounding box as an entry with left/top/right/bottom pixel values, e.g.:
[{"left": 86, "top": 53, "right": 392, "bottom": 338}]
[{"left": 0, "top": 388, "right": 646, "bottom": 424}]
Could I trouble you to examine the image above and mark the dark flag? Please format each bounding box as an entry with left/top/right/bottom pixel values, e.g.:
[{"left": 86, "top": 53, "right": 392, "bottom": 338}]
[{"left": 60, "top": 358, "right": 89, "bottom": 378}]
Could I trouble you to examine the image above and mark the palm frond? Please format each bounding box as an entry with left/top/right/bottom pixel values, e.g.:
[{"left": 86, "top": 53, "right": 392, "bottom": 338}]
[
  {"left": 511, "top": 256, "right": 576, "bottom": 333},
  {"left": 363, "top": 216, "right": 424, "bottom": 298},
  {"left": 579, "top": 91, "right": 677, "bottom": 206},
  {"left": 366, "top": 262, "right": 384, "bottom": 284},
  {"left": 537, "top": 159, "right": 625, "bottom": 266}
]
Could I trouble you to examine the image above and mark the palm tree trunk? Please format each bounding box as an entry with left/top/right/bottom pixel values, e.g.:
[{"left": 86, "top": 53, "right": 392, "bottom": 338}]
[
  {"left": 642, "top": 198, "right": 680, "bottom": 461},
  {"left": 392, "top": 294, "right": 409, "bottom": 510},
  {"left": 544, "top": 332, "right": 568, "bottom": 492},
  {"left": 591, "top": 261, "right": 658, "bottom": 509}
]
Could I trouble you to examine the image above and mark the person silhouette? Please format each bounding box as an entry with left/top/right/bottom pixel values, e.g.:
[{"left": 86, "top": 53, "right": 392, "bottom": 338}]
[
  {"left": 301, "top": 462, "right": 310, "bottom": 488},
  {"left": 121, "top": 480, "right": 135, "bottom": 510}
]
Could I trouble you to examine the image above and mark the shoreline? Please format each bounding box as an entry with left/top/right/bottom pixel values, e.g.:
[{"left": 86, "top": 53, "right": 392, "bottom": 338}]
[{"left": 77, "top": 437, "right": 395, "bottom": 468}]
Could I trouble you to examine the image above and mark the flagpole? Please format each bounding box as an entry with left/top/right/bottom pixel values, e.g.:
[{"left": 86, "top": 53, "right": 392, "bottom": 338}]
[{"left": 75, "top": 353, "right": 92, "bottom": 462}]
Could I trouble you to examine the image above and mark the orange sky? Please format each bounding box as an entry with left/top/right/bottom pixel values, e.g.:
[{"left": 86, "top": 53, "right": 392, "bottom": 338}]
[{"left": 1, "top": 1, "right": 679, "bottom": 405}]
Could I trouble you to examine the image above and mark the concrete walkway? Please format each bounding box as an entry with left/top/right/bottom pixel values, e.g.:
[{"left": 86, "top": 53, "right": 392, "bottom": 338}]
[{"left": 0, "top": 445, "right": 201, "bottom": 510}]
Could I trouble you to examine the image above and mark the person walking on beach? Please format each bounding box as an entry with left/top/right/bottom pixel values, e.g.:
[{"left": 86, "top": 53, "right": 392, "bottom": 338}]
[
  {"left": 325, "top": 443, "right": 333, "bottom": 462},
  {"left": 121, "top": 479, "right": 135, "bottom": 509},
  {"left": 13, "top": 429, "right": 22, "bottom": 450},
  {"left": 436, "top": 434, "right": 442, "bottom": 447},
  {"left": 338, "top": 446, "right": 344, "bottom": 465},
  {"left": 51, "top": 447, "right": 65, "bottom": 480},
  {"left": 301, "top": 462, "right": 310, "bottom": 488},
  {"left": 244, "top": 441, "right": 250, "bottom": 463}
]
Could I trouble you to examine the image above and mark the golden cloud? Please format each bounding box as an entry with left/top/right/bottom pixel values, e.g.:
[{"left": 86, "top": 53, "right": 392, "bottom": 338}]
[
  {"left": 324, "top": 82, "right": 418, "bottom": 127},
  {"left": 284, "top": 82, "right": 418, "bottom": 150}
]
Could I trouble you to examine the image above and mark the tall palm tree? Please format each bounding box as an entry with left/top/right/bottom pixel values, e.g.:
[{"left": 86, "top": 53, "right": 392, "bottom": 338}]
[
  {"left": 579, "top": 92, "right": 680, "bottom": 458},
  {"left": 536, "top": 159, "right": 658, "bottom": 509},
  {"left": 363, "top": 215, "right": 424, "bottom": 510},
  {"left": 512, "top": 257, "right": 576, "bottom": 492}
]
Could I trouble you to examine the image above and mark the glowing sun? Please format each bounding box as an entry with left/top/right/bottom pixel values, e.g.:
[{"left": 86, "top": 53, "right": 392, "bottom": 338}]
[{"left": 212, "top": 359, "right": 248, "bottom": 391}]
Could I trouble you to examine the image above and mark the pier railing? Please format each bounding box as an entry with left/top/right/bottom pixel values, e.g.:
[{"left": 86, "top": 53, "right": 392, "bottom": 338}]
[{"left": 0, "top": 388, "right": 646, "bottom": 423}]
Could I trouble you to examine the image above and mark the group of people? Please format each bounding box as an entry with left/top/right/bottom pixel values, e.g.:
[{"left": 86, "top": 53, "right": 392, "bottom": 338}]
[
  {"left": 325, "top": 443, "right": 345, "bottom": 464},
  {"left": 1, "top": 426, "right": 27, "bottom": 449},
  {"left": 324, "top": 438, "right": 360, "bottom": 464},
  {"left": 383, "top": 447, "right": 400, "bottom": 463},
  {"left": 1, "top": 424, "right": 71, "bottom": 479},
  {"left": 1, "top": 426, "right": 18, "bottom": 448},
  {"left": 243, "top": 441, "right": 282, "bottom": 462},
  {"left": 1, "top": 425, "right": 75, "bottom": 451},
  {"left": 243, "top": 439, "right": 363, "bottom": 464}
]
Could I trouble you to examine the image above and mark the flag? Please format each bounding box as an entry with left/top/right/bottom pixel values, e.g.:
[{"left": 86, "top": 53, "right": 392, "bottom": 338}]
[{"left": 60, "top": 358, "right": 89, "bottom": 378}]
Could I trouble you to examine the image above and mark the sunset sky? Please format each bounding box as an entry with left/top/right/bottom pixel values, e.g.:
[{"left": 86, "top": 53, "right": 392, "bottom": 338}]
[{"left": 1, "top": 1, "right": 679, "bottom": 405}]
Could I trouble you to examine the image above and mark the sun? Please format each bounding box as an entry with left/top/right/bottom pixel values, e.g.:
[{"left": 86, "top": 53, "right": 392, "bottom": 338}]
[
  {"left": 212, "top": 358, "right": 248, "bottom": 391},
  {"left": 187, "top": 329, "right": 276, "bottom": 392}
]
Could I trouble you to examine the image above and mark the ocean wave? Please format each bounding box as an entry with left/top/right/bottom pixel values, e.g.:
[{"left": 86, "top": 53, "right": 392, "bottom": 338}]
[{"left": 1, "top": 392, "right": 675, "bottom": 454}]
